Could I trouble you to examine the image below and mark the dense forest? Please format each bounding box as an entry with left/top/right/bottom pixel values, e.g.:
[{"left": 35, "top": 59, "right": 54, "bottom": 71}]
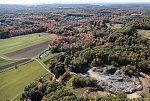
[{"left": 0, "top": 3, "right": 150, "bottom": 101}]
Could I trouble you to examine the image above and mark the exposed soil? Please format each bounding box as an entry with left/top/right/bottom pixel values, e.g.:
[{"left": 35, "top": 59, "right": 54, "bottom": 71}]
[
  {"left": 5, "top": 40, "right": 50, "bottom": 59},
  {"left": 127, "top": 72, "right": 150, "bottom": 99},
  {"left": 87, "top": 67, "right": 137, "bottom": 92},
  {"left": 136, "top": 72, "right": 150, "bottom": 94},
  {"left": 87, "top": 67, "right": 150, "bottom": 99},
  {"left": 127, "top": 92, "right": 141, "bottom": 99}
]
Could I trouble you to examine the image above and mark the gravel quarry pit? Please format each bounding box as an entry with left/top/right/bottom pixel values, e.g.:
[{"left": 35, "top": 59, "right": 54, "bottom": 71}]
[{"left": 87, "top": 67, "right": 138, "bottom": 93}]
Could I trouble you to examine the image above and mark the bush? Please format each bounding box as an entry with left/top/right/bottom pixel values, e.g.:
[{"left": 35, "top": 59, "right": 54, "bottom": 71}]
[
  {"left": 22, "top": 82, "right": 43, "bottom": 101},
  {"left": 138, "top": 61, "right": 150, "bottom": 73},
  {"left": 91, "top": 58, "right": 103, "bottom": 67},
  {"left": 37, "top": 77, "right": 42, "bottom": 82},
  {"left": 71, "top": 75, "right": 86, "bottom": 88},
  {"left": 86, "top": 78, "right": 97, "bottom": 87},
  {"left": 70, "top": 75, "right": 97, "bottom": 88},
  {"left": 28, "top": 90, "right": 43, "bottom": 101},
  {"left": 60, "top": 72, "right": 72, "bottom": 84},
  {"left": 47, "top": 89, "right": 77, "bottom": 101},
  {"left": 115, "top": 91, "right": 127, "bottom": 99},
  {"left": 53, "top": 62, "right": 65, "bottom": 78},
  {"left": 122, "top": 65, "right": 137, "bottom": 76},
  {"left": 49, "top": 76, "right": 53, "bottom": 81},
  {"left": 70, "top": 58, "right": 87, "bottom": 73},
  {"left": 46, "top": 81, "right": 61, "bottom": 94}
]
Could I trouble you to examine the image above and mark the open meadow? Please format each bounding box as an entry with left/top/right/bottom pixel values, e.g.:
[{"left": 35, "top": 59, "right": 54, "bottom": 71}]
[{"left": 138, "top": 29, "right": 150, "bottom": 39}]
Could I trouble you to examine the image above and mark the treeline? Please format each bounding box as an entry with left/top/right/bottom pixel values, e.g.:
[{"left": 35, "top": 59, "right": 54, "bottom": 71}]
[
  {"left": 126, "top": 17, "right": 150, "bottom": 30},
  {"left": 0, "top": 26, "right": 47, "bottom": 39}
]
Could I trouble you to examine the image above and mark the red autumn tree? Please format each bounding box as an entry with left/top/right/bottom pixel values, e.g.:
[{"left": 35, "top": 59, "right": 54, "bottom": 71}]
[{"left": 49, "top": 76, "right": 53, "bottom": 81}]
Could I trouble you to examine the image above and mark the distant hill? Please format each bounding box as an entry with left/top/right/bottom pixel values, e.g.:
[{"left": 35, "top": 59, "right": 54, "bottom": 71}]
[
  {"left": 0, "top": 4, "right": 101, "bottom": 10},
  {"left": 1, "top": 3, "right": 150, "bottom": 10}
]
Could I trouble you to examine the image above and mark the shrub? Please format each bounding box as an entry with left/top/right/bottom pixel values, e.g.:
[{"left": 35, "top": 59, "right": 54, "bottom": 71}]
[
  {"left": 70, "top": 58, "right": 87, "bottom": 73},
  {"left": 49, "top": 76, "right": 53, "bottom": 81},
  {"left": 38, "top": 77, "right": 42, "bottom": 82},
  {"left": 47, "top": 89, "right": 77, "bottom": 101},
  {"left": 70, "top": 75, "right": 97, "bottom": 88},
  {"left": 122, "top": 65, "right": 137, "bottom": 76},
  {"left": 53, "top": 62, "right": 65, "bottom": 78},
  {"left": 46, "top": 81, "right": 61, "bottom": 94},
  {"left": 60, "top": 72, "right": 72, "bottom": 84},
  {"left": 71, "top": 75, "right": 86, "bottom": 88}
]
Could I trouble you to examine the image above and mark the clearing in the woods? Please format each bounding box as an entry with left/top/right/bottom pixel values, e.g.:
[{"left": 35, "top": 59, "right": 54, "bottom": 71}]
[{"left": 138, "top": 29, "right": 150, "bottom": 39}]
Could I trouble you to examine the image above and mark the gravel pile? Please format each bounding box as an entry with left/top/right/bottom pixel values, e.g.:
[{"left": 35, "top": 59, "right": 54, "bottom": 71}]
[{"left": 88, "top": 67, "right": 136, "bottom": 92}]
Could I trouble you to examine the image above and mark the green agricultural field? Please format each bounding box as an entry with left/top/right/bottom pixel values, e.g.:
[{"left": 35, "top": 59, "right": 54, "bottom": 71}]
[
  {"left": 0, "top": 58, "right": 30, "bottom": 70},
  {"left": 0, "top": 58, "right": 18, "bottom": 67},
  {"left": 0, "top": 60, "right": 50, "bottom": 101},
  {"left": 138, "top": 29, "right": 150, "bottom": 39},
  {"left": 0, "top": 33, "right": 57, "bottom": 55}
]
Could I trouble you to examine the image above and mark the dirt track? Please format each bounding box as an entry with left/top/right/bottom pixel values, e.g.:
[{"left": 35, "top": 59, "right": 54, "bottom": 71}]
[{"left": 5, "top": 40, "right": 50, "bottom": 59}]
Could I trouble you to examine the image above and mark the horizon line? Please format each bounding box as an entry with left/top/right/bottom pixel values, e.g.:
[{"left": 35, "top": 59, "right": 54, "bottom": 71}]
[{"left": 0, "top": 2, "right": 150, "bottom": 5}]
